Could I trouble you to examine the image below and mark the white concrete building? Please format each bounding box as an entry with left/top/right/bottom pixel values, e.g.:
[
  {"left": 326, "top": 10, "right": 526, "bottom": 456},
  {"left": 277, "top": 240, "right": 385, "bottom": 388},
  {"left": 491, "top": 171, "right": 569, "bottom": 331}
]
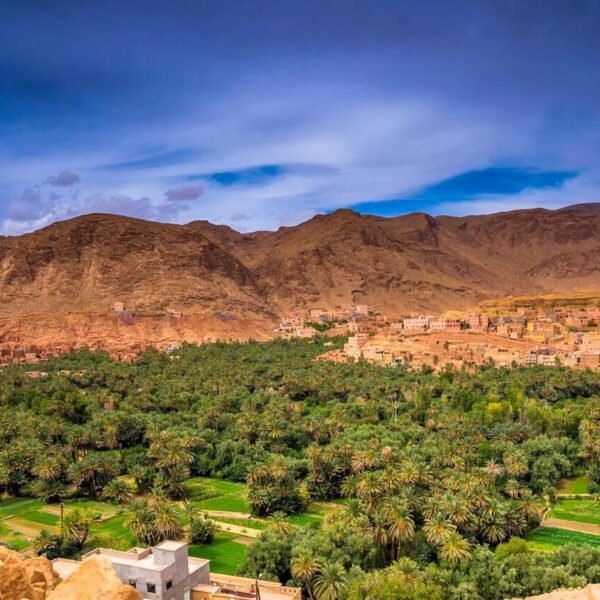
[{"left": 54, "top": 541, "right": 210, "bottom": 600}]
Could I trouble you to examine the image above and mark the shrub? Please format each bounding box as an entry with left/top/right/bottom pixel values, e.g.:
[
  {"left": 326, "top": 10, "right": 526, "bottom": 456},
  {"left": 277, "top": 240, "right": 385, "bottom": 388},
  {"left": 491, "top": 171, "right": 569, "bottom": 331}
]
[{"left": 189, "top": 517, "right": 216, "bottom": 545}]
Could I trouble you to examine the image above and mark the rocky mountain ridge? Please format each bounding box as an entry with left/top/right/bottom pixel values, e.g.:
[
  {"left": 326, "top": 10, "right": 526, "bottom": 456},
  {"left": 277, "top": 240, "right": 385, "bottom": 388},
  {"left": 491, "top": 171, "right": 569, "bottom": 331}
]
[{"left": 0, "top": 203, "right": 598, "bottom": 353}]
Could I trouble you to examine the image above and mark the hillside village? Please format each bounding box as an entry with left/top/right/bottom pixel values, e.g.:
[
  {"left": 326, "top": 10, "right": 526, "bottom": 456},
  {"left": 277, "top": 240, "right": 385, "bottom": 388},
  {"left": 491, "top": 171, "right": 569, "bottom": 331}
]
[{"left": 276, "top": 304, "right": 600, "bottom": 372}]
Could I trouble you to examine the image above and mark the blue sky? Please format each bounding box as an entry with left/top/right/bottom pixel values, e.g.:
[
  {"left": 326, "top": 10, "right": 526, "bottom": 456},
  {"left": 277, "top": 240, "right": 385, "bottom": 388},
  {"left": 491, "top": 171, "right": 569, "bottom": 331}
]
[{"left": 0, "top": 1, "right": 599, "bottom": 234}]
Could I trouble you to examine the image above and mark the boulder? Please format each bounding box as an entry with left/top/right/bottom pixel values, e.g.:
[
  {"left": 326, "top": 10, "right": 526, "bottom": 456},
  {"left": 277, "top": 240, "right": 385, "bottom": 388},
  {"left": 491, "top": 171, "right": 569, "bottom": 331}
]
[
  {"left": 0, "top": 546, "right": 46, "bottom": 600},
  {"left": 24, "top": 556, "right": 60, "bottom": 591},
  {"left": 47, "top": 556, "right": 142, "bottom": 600}
]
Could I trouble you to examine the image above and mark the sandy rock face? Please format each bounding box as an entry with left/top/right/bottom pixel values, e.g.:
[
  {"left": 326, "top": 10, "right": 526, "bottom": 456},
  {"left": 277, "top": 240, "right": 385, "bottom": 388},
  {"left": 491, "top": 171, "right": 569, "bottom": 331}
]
[
  {"left": 0, "top": 546, "right": 55, "bottom": 600},
  {"left": 23, "top": 556, "right": 61, "bottom": 591},
  {"left": 47, "top": 556, "right": 142, "bottom": 600}
]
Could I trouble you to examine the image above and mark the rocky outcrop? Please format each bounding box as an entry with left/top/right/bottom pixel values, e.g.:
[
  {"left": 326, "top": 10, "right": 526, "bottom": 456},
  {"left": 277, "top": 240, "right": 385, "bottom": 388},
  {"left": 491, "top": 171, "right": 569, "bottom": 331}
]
[
  {"left": 0, "top": 203, "right": 599, "bottom": 353},
  {"left": 47, "top": 556, "right": 142, "bottom": 600},
  {"left": 0, "top": 546, "right": 57, "bottom": 600}
]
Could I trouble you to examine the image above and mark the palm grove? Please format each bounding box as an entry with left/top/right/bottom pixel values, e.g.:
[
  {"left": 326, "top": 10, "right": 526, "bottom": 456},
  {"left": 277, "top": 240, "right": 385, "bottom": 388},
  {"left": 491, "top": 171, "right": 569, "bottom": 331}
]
[{"left": 1, "top": 338, "right": 600, "bottom": 599}]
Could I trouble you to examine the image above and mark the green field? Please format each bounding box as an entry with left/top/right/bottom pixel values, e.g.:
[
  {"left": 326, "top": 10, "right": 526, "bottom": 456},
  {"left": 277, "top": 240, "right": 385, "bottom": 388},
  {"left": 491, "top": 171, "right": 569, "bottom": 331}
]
[
  {"left": 0, "top": 496, "right": 127, "bottom": 552},
  {"left": 547, "top": 499, "right": 600, "bottom": 525},
  {"left": 557, "top": 476, "right": 593, "bottom": 495},
  {"left": 525, "top": 527, "right": 600, "bottom": 551},
  {"left": 21, "top": 510, "right": 60, "bottom": 527},
  {"left": 188, "top": 533, "right": 247, "bottom": 575},
  {"left": 198, "top": 495, "right": 251, "bottom": 513}
]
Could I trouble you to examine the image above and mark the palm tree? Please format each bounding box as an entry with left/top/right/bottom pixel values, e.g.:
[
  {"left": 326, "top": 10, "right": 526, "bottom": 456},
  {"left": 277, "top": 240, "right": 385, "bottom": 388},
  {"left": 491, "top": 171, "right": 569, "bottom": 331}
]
[
  {"left": 313, "top": 562, "right": 346, "bottom": 600},
  {"left": 485, "top": 459, "right": 504, "bottom": 479},
  {"left": 371, "top": 510, "right": 390, "bottom": 551},
  {"left": 423, "top": 513, "right": 456, "bottom": 546},
  {"left": 517, "top": 490, "right": 543, "bottom": 523},
  {"left": 33, "top": 529, "right": 60, "bottom": 556},
  {"left": 268, "top": 511, "right": 293, "bottom": 534},
  {"left": 389, "top": 557, "right": 421, "bottom": 587},
  {"left": 101, "top": 478, "right": 133, "bottom": 504},
  {"left": 155, "top": 505, "right": 184, "bottom": 541},
  {"left": 439, "top": 532, "right": 471, "bottom": 565},
  {"left": 504, "top": 454, "right": 528, "bottom": 478},
  {"left": 384, "top": 498, "right": 415, "bottom": 559},
  {"left": 63, "top": 508, "right": 94, "bottom": 547},
  {"left": 292, "top": 550, "right": 321, "bottom": 600},
  {"left": 340, "top": 475, "right": 360, "bottom": 498},
  {"left": 504, "top": 479, "right": 523, "bottom": 499},
  {"left": 126, "top": 502, "right": 158, "bottom": 546},
  {"left": 357, "top": 472, "right": 383, "bottom": 514}
]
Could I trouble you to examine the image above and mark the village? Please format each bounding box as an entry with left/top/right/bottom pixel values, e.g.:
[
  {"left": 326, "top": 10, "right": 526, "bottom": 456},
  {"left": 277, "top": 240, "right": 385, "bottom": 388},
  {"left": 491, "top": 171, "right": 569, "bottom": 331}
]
[{"left": 276, "top": 304, "right": 600, "bottom": 372}]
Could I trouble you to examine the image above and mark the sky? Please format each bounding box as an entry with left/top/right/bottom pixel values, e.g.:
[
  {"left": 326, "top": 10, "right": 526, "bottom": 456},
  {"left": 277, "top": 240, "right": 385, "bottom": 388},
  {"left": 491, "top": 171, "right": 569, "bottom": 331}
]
[{"left": 1, "top": 1, "right": 599, "bottom": 234}]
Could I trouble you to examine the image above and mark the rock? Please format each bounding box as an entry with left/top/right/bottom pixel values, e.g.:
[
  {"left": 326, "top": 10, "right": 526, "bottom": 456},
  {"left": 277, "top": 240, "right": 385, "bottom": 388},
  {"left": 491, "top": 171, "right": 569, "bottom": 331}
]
[
  {"left": 47, "top": 556, "right": 142, "bottom": 600},
  {"left": 24, "top": 556, "right": 60, "bottom": 591},
  {"left": 0, "top": 546, "right": 46, "bottom": 600}
]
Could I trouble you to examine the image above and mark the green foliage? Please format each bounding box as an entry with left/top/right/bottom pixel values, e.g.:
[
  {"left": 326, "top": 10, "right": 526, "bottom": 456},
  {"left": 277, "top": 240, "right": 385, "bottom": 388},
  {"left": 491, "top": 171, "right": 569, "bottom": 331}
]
[
  {"left": 189, "top": 516, "right": 216, "bottom": 545},
  {"left": 1, "top": 340, "right": 600, "bottom": 598}
]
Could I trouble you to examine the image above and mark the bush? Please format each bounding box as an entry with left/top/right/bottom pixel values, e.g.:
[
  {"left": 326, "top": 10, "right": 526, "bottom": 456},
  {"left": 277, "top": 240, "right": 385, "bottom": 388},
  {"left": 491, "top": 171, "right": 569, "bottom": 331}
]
[{"left": 189, "top": 517, "right": 216, "bottom": 545}]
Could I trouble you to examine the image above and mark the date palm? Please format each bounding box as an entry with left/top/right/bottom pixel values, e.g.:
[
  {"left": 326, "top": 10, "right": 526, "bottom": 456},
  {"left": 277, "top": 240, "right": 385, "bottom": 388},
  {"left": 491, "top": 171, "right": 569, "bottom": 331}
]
[
  {"left": 517, "top": 490, "right": 543, "bottom": 523},
  {"left": 357, "top": 472, "right": 383, "bottom": 514},
  {"left": 389, "top": 557, "right": 421, "bottom": 587},
  {"left": 63, "top": 508, "right": 94, "bottom": 547},
  {"left": 269, "top": 511, "right": 293, "bottom": 534},
  {"left": 313, "top": 561, "right": 346, "bottom": 600},
  {"left": 292, "top": 550, "right": 321, "bottom": 600},
  {"left": 423, "top": 513, "right": 456, "bottom": 546},
  {"left": 439, "top": 532, "right": 471, "bottom": 565},
  {"left": 504, "top": 479, "right": 523, "bottom": 499},
  {"left": 384, "top": 498, "right": 415, "bottom": 558},
  {"left": 155, "top": 505, "right": 184, "bottom": 541},
  {"left": 504, "top": 454, "right": 528, "bottom": 478},
  {"left": 101, "top": 478, "right": 133, "bottom": 504}
]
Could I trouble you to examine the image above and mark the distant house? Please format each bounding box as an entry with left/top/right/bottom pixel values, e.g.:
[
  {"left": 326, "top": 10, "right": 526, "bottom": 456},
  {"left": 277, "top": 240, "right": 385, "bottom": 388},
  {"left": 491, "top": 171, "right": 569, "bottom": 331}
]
[
  {"left": 468, "top": 313, "right": 489, "bottom": 330},
  {"left": 429, "top": 318, "right": 462, "bottom": 331},
  {"left": 402, "top": 316, "right": 434, "bottom": 330},
  {"left": 114, "top": 301, "right": 125, "bottom": 313}
]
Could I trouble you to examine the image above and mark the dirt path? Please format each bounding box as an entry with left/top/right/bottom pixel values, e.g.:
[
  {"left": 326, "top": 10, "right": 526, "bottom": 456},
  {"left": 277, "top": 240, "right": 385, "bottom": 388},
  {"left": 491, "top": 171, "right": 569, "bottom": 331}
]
[
  {"left": 201, "top": 510, "right": 252, "bottom": 519},
  {"left": 1, "top": 517, "right": 49, "bottom": 538},
  {"left": 233, "top": 536, "right": 255, "bottom": 545},
  {"left": 212, "top": 521, "right": 261, "bottom": 538},
  {"left": 542, "top": 517, "right": 600, "bottom": 535}
]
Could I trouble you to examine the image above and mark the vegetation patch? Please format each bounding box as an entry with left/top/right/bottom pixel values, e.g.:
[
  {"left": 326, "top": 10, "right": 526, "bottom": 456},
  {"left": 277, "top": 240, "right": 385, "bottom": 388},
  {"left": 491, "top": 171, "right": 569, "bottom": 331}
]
[
  {"left": 525, "top": 527, "right": 600, "bottom": 548},
  {"left": 188, "top": 533, "right": 248, "bottom": 575},
  {"left": 557, "top": 476, "right": 593, "bottom": 495},
  {"left": 547, "top": 499, "right": 600, "bottom": 525}
]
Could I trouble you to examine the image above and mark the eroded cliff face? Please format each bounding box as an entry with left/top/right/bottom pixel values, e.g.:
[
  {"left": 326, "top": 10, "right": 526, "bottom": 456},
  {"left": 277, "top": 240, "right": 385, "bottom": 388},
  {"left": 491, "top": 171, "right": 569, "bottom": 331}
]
[
  {"left": 0, "top": 546, "right": 59, "bottom": 600},
  {"left": 0, "top": 203, "right": 598, "bottom": 355}
]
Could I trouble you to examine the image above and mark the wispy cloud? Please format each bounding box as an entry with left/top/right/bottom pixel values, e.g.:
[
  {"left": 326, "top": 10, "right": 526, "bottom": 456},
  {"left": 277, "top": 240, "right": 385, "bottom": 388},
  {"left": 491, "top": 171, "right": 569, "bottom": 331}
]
[
  {"left": 165, "top": 184, "right": 203, "bottom": 201},
  {"left": 1, "top": 2, "right": 599, "bottom": 232},
  {"left": 99, "top": 149, "right": 200, "bottom": 172},
  {"left": 47, "top": 170, "right": 80, "bottom": 187},
  {"left": 349, "top": 167, "right": 579, "bottom": 216}
]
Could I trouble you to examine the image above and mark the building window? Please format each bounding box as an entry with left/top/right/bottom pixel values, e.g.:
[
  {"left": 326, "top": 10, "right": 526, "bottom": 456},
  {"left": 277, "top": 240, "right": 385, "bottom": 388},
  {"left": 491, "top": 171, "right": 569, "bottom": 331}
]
[
  {"left": 128, "top": 578, "right": 137, "bottom": 588},
  {"left": 166, "top": 580, "right": 173, "bottom": 590},
  {"left": 147, "top": 582, "right": 156, "bottom": 593}
]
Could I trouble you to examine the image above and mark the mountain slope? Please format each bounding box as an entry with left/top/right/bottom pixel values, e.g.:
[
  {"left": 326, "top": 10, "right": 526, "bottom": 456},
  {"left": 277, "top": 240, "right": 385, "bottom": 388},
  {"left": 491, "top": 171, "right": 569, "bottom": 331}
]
[{"left": 0, "top": 204, "right": 598, "bottom": 351}]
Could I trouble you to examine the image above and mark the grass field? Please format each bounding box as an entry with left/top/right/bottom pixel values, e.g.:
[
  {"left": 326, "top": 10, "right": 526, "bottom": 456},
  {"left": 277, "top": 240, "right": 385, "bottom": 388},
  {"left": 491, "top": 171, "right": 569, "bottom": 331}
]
[
  {"left": 525, "top": 527, "right": 600, "bottom": 551},
  {"left": 547, "top": 499, "right": 600, "bottom": 525},
  {"left": 188, "top": 532, "right": 247, "bottom": 575},
  {"left": 0, "top": 475, "right": 329, "bottom": 573},
  {"left": 557, "top": 476, "right": 592, "bottom": 495},
  {"left": 0, "top": 496, "right": 127, "bottom": 552}
]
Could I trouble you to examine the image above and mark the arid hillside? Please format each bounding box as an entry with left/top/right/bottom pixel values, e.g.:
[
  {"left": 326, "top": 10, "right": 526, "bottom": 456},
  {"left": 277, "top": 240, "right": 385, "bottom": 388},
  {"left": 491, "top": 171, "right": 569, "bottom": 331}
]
[{"left": 0, "top": 203, "right": 598, "bottom": 352}]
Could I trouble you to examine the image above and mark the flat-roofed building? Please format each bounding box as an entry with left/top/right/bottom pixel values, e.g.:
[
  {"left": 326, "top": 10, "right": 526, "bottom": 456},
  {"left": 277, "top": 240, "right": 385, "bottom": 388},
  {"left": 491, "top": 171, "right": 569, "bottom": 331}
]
[
  {"left": 402, "top": 316, "right": 434, "bottom": 330},
  {"left": 53, "top": 541, "right": 302, "bottom": 600}
]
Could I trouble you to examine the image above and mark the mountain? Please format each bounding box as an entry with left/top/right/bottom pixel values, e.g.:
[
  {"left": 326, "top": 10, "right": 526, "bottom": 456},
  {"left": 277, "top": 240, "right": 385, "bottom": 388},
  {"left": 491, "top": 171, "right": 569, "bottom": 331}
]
[{"left": 0, "top": 203, "right": 599, "bottom": 354}]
